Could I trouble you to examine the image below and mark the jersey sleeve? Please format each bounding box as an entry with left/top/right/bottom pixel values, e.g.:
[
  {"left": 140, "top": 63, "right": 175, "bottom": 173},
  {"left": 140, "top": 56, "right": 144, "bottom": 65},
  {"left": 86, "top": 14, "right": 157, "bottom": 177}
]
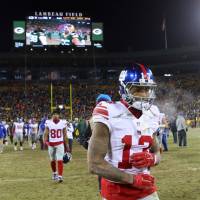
[
  {"left": 62, "top": 121, "right": 67, "bottom": 129},
  {"left": 45, "top": 120, "right": 50, "bottom": 128},
  {"left": 92, "top": 102, "right": 112, "bottom": 132},
  {"left": 62, "top": 120, "right": 67, "bottom": 127}
]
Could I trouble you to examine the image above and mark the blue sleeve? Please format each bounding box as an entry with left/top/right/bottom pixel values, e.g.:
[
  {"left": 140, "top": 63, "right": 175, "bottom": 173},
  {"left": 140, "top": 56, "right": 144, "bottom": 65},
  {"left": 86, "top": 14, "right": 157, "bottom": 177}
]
[
  {"left": 39, "top": 123, "right": 45, "bottom": 132},
  {"left": 3, "top": 127, "right": 6, "bottom": 138}
]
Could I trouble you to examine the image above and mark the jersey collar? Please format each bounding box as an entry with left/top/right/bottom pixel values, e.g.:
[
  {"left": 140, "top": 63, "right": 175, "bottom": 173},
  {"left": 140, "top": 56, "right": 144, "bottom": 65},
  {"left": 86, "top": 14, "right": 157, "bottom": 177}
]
[
  {"left": 120, "top": 99, "right": 142, "bottom": 119},
  {"left": 53, "top": 119, "right": 60, "bottom": 124}
]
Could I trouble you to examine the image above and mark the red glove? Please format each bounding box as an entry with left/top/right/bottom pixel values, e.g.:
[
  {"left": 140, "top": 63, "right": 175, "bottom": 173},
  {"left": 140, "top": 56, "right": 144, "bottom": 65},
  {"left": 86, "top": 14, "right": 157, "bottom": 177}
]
[
  {"left": 130, "top": 152, "right": 156, "bottom": 168},
  {"left": 132, "top": 174, "right": 155, "bottom": 189}
]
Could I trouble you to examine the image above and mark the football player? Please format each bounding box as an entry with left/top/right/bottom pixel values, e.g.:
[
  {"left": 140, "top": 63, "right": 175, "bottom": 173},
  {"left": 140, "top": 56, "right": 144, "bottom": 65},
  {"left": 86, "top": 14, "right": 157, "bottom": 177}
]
[
  {"left": 66, "top": 120, "right": 74, "bottom": 153},
  {"left": 38, "top": 116, "right": 47, "bottom": 150},
  {"left": 60, "top": 24, "right": 85, "bottom": 46},
  {"left": 24, "top": 118, "right": 30, "bottom": 145},
  {"left": 0, "top": 121, "right": 6, "bottom": 153},
  {"left": 29, "top": 118, "right": 38, "bottom": 150},
  {"left": 29, "top": 27, "right": 47, "bottom": 46},
  {"left": 2, "top": 119, "right": 9, "bottom": 146},
  {"left": 13, "top": 117, "right": 24, "bottom": 151},
  {"left": 88, "top": 63, "right": 161, "bottom": 200},
  {"left": 43, "top": 109, "right": 68, "bottom": 183}
]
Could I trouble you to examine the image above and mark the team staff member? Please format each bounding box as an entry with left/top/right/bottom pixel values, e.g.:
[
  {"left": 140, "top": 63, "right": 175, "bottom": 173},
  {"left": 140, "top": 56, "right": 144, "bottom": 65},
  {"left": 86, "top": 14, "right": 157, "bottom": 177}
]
[{"left": 176, "top": 112, "right": 188, "bottom": 147}]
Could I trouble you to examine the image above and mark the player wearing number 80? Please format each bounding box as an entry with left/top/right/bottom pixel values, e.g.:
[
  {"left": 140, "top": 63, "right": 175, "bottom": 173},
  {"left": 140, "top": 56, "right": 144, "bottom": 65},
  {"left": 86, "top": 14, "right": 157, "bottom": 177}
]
[
  {"left": 88, "top": 63, "right": 161, "bottom": 200},
  {"left": 44, "top": 109, "right": 67, "bottom": 183}
]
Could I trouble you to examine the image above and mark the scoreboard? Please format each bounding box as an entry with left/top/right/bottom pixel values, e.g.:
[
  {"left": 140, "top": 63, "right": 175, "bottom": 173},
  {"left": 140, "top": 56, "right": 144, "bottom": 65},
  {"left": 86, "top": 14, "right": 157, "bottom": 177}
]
[{"left": 13, "top": 12, "right": 103, "bottom": 49}]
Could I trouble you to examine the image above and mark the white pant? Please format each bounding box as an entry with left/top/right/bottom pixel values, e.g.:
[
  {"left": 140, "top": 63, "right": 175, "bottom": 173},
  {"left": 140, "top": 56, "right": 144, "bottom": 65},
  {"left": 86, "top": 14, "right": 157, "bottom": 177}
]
[
  {"left": 102, "top": 192, "right": 159, "bottom": 200},
  {"left": 13, "top": 133, "right": 23, "bottom": 143},
  {"left": 48, "top": 144, "right": 64, "bottom": 161}
]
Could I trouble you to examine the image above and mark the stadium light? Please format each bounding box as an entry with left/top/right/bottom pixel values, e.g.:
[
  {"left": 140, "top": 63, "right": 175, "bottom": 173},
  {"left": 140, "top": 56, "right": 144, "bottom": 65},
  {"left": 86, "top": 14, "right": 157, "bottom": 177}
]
[
  {"left": 44, "top": 48, "right": 47, "bottom": 51},
  {"left": 61, "top": 50, "right": 64, "bottom": 54},
  {"left": 164, "top": 74, "right": 172, "bottom": 77},
  {"left": 30, "top": 48, "right": 33, "bottom": 51},
  {"left": 58, "top": 105, "right": 64, "bottom": 109}
]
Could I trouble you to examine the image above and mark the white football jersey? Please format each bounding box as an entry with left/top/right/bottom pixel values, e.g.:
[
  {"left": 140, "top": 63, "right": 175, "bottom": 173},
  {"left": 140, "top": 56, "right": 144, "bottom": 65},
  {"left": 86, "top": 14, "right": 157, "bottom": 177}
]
[
  {"left": 67, "top": 123, "right": 74, "bottom": 139},
  {"left": 62, "top": 120, "right": 74, "bottom": 139},
  {"left": 14, "top": 122, "right": 24, "bottom": 134},
  {"left": 93, "top": 100, "right": 155, "bottom": 175},
  {"left": 143, "top": 104, "right": 160, "bottom": 133},
  {"left": 30, "top": 123, "right": 38, "bottom": 134},
  {"left": 45, "top": 120, "right": 66, "bottom": 143}
]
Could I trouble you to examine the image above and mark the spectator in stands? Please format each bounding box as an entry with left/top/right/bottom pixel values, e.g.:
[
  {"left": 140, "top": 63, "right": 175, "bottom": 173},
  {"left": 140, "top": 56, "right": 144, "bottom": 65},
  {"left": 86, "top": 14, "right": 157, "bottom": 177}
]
[{"left": 0, "top": 74, "right": 200, "bottom": 126}]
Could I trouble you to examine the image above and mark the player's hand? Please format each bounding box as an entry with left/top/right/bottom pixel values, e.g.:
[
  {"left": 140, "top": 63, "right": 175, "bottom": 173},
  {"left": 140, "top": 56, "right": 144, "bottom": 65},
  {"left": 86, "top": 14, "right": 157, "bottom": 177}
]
[
  {"left": 132, "top": 174, "right": 155, "bottom": 189},
  {"left": 44, "top": 140, "right": 49, "bottom": 146},
  {"left": 64, "top": 142, "right": 70, "bottom": 153},
  {"left": 130, "top": 152, "right": 156, "bottom": 168}
]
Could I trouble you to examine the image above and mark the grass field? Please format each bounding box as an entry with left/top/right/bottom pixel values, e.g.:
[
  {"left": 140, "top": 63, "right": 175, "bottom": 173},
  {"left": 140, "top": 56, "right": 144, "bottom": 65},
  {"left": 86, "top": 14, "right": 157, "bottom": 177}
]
[{"left": 0, "top": 129, "right": 200, "bottom": 200}]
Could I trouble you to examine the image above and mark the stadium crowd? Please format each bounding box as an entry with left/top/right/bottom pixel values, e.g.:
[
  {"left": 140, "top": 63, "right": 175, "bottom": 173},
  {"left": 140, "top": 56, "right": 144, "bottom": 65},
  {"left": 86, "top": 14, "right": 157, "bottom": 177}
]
[
  {"left": 0, "top": 71, "right": 199, "bottom": 155},
  {"left": 0, "top": 72, "right": 199, "bottom": 125}
]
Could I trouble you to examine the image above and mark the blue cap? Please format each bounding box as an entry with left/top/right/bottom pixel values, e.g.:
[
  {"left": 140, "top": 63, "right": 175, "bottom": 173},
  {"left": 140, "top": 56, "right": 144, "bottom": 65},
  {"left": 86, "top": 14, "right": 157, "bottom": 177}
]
[{"left": 96, "top": 94, "right": 112, "bottom": 103}]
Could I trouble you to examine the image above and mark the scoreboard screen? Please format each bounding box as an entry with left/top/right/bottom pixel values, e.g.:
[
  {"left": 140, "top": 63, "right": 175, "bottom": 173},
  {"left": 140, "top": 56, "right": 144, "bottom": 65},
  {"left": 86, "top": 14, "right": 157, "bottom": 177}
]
[{"left": 26, "top": 16, "right": 91, "bottom": 47}]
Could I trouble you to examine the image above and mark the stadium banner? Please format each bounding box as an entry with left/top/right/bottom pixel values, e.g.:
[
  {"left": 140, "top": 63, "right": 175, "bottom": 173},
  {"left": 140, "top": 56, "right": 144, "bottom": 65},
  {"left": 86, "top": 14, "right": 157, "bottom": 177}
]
[
  {"left": 34, "top": 11, "right": 83, "bottom": 17},
  {"left": 92, "top": 23, "right": 103, "bottom": 41},
  {"left": 13, "top": 21, "right": 25, "bottom": 41}
]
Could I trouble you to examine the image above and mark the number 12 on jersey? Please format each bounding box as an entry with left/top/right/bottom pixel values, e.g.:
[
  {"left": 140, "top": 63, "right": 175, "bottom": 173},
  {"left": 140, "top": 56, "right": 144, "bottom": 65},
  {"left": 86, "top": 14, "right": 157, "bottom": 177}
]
[{"left": 118, "top": 135, "right": 152, "bottom": 169}]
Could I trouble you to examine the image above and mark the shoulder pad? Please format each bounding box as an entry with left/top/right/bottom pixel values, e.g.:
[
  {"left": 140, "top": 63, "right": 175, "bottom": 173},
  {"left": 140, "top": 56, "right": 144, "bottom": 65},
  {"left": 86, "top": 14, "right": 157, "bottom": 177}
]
[{"left": 93, "top": 101, "right": 110, "bottom": 120}]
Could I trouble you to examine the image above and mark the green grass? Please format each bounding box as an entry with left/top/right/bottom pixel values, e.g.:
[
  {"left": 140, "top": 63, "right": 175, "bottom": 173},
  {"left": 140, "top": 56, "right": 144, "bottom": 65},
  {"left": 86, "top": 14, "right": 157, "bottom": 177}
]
[{"left": 0, "top": 129, "right": 200, "bottom": 200}]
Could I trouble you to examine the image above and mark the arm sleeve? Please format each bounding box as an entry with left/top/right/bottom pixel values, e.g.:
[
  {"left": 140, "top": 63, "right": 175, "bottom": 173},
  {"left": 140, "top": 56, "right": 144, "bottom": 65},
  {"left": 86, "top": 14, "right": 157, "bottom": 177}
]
[{"left": 3, "top": 126, "right": 6, "bottom": 138}]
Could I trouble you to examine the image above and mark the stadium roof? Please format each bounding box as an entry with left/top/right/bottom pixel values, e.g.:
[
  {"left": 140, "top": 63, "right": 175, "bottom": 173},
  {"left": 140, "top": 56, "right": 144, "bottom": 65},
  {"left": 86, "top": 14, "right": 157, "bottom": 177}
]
[{"left": 1, "top": 47, "right": 200, "bottom": 68}]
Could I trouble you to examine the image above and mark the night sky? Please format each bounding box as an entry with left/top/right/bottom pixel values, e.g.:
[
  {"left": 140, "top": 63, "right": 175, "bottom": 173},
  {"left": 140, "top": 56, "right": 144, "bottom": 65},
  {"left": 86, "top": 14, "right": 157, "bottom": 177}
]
[{"left": 1, "top": 0, "right": 200, "bottom": 52}]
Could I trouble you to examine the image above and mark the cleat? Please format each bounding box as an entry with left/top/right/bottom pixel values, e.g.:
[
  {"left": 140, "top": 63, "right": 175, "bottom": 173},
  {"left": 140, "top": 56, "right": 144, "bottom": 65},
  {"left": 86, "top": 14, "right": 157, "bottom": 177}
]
[
  {"left": 52, "top": 172, "right": 58, "bottom": 181},
  {"left": 20, "top": 146, "right": 23, "bottom": 151},
  {"left": 57, "top": 176, "right": 63, "bottom": 183},
  {"left": 32, "top": 144, "right": 36, "bottom": 150},
  {"left": 14, "top": 146, "right": 17, "bottom": 151}
]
